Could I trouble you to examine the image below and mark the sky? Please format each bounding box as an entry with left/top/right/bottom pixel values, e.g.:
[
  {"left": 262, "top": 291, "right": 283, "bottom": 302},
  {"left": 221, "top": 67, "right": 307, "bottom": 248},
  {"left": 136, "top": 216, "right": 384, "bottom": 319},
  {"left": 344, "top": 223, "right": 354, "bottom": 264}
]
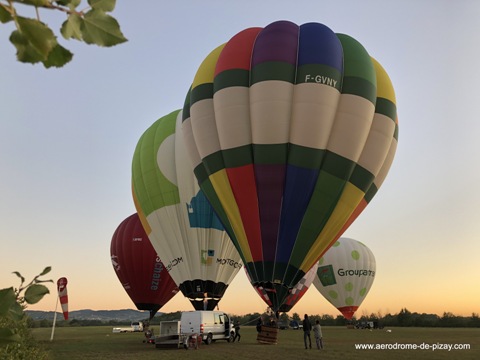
[{"left": 1, "top": 0, "right": 480, "bottom": 319}]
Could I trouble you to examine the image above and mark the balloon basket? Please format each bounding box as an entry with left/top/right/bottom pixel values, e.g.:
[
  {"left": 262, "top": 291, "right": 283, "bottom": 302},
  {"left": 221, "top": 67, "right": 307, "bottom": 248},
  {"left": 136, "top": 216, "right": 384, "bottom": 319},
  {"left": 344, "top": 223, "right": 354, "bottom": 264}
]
[{"left": 256, "top": 325, "right": 278, "bottom": 345}]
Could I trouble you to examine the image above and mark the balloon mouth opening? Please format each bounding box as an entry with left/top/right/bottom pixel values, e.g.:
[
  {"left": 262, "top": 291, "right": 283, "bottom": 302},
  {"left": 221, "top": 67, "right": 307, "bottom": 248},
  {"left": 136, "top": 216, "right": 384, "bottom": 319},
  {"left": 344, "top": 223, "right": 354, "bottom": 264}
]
[{"left": 338, "top": 306, "right": 359, "bottom": 320}]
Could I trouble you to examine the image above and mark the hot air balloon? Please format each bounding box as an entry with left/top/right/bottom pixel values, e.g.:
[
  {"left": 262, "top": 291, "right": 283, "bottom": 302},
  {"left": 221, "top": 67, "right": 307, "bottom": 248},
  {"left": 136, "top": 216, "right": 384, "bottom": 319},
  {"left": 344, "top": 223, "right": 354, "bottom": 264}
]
[
  {"left": 110, "top": 213, "right": 178, "bottom": 319},
  {"left": 182, "top": 20, "right": 398, "bottom": 312},
  {"left": 312, "top": 237, "right": 376, "bottom": 320},
  {"left": 131, "top": 110, "right": 243, "bottom": 310}
]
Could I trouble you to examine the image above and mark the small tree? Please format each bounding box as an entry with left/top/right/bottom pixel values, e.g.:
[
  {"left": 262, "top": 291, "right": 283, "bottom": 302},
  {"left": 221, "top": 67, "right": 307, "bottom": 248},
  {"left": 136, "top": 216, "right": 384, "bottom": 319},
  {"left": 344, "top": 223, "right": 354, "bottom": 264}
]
[{"left": 0, "top": 267, "right": 53, "bottom": 359}]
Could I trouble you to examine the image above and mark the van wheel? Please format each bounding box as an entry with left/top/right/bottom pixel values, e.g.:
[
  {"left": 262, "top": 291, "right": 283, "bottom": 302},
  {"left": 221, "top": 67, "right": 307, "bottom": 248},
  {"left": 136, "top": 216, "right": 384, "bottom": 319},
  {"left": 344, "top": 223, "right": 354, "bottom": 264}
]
[
  {"left": 206, "top": 334, "right": 213, "bottom": 345},
  {"left": 228, "top": 333, "right": 234, "bottom": 343}
]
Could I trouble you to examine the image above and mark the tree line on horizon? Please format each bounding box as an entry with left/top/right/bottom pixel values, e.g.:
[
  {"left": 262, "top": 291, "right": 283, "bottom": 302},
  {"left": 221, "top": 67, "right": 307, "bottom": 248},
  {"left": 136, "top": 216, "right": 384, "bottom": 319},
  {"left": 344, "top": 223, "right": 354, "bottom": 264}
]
[{"left": 27, "top": 308, "right": 480, "bottom": 329}]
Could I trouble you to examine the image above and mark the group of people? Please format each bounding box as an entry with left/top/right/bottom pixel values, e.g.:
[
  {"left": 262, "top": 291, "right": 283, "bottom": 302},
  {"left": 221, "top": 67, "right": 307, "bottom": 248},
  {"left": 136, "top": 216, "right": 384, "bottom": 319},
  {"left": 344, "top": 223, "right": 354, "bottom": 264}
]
[
  {"left": 253, "top": 314, "right": 323, "bottom": 350},
  {"left": 302, "top": 314, "right": 323, "bottom": 350}
]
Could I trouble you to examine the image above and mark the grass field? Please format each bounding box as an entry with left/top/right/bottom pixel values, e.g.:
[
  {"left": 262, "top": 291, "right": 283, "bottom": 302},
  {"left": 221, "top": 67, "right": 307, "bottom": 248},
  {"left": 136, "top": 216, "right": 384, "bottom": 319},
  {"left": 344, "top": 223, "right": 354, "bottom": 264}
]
[{"left": 33, "top": 326, "right": 479, "bottom": 360}]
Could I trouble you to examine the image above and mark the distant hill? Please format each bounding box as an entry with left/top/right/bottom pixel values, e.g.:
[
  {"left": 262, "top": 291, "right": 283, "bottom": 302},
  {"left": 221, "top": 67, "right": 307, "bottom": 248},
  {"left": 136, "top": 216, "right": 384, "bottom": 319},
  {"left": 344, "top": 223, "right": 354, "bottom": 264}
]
[{"left": 26, "top": 309, "right": 153, "bottom": 322}]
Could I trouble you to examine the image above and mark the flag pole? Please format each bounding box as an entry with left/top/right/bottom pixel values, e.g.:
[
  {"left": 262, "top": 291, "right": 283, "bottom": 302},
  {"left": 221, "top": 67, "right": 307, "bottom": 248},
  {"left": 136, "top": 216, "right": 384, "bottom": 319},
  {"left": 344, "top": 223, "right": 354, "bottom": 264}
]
[{"left": 50, "top": 293, "right": 59, "bottom": 341}]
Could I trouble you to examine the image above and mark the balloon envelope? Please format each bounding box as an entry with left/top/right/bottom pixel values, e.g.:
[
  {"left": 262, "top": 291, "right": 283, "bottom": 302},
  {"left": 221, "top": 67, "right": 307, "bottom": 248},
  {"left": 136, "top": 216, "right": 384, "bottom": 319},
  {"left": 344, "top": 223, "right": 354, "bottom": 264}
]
[
  {"left": 312, "top": 237, "right": 376, "bottom": 319},
  {"left": 182, "top": 20, "right": 397, "bottom": 311},
  {"left": 248, "top": 263, "right": 319, "bottom": 313},
  {"left": 132, "top": 110, "right": 243, "bottom": 310},
  {"left": 110, "top": 213, "right": 178, "bottom": 319}
]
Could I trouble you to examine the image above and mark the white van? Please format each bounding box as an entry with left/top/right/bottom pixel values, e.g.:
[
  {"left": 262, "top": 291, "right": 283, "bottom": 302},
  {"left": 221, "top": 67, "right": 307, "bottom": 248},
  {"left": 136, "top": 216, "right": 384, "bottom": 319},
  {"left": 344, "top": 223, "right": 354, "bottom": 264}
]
[
  {"left": 180, "top": 310, "right": 235, "bottom": 345},
  {"left": 130, "top": 321, "right": 144, "bottom": 332}
]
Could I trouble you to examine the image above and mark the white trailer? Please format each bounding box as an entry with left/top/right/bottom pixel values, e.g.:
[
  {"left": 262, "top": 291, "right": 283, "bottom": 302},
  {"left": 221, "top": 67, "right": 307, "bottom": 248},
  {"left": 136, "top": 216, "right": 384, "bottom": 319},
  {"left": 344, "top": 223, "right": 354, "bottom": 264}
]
[{"left": 155, "top": 320, "right": 181, "bottom": 349}]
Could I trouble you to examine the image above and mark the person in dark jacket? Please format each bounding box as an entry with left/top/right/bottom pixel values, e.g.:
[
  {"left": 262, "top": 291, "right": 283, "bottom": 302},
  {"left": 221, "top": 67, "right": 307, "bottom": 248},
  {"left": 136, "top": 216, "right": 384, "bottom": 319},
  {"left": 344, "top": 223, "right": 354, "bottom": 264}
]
[
  {"left": 233, "top": 320, "right": 241, "bottom": 342},
  {"left": 302, "top": 314, "right": 312, "bottom": 349},
  {"left": 256, "top": 318, "right": 263, "bottom": 333}
]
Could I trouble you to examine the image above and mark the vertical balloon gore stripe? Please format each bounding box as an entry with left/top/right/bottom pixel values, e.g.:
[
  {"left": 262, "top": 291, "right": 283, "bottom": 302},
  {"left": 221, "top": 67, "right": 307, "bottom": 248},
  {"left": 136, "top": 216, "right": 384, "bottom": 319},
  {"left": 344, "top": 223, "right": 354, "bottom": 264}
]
[
  {"left": 213, "top": 27, "right": 264, "bottom": 281},
  {"left": 225, "top": 166, "right": 262, "bottom": 260},
  {"left": 301, "top": 182, "right": 364, "bottom": 272},
  {"left": 287, "top": 32, "right": 376, "bottom": 286},
  {"left": 250, "top": 21, "right": 298, "bottom": 283},
  {"left": 209, "top": 170, "right": 254, "bottom": 263},
  {"left": 336, "top": 58, "right": 398, "bottom": 239},
  {"left": 131, "top": 110, "right": 180, "bottom": 216},
  {"left": 251, "top": 21, "right": 298, "bottom": 67},
  {"left": 276, "top": 22, "right": 343, "bottom": 272},
  {"left": 214, "top": 27, "right": 262, "bottom": 77}
]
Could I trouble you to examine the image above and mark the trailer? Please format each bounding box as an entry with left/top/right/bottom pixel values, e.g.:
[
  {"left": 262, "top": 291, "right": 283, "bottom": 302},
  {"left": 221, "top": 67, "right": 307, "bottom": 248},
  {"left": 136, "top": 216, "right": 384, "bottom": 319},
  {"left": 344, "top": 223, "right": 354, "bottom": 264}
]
[{"left": 155, "top": 320, "right": 182, "bottom": 349}]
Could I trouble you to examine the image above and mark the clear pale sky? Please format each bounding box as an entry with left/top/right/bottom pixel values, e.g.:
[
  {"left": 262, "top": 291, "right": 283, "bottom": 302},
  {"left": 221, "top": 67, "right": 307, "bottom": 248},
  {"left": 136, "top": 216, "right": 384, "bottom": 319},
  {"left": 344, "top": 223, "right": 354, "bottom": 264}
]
[{"left": 1, "top": 1, "right": 479, "bottom": 318}]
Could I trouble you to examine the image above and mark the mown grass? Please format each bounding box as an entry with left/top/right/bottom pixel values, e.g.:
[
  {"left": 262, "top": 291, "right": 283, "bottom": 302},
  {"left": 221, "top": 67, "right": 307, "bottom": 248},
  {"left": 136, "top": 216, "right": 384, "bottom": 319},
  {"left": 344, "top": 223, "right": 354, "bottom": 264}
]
[{"left": 32, "top": 326, "right": 479, "bottom": 360}]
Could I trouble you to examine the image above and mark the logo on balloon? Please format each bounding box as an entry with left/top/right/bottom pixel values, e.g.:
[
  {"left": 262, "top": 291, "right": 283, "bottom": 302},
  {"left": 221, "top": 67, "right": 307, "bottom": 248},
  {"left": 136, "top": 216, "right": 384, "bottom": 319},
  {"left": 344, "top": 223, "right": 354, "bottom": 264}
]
[
  {"left": 318, "top": 265, "right": 337, "bottom": 286},
  {"left": 201, "top": 249, "right": 215, "bottom": 265},
  {"left": 186, "top": 191, "right": 224, "bottom": 231},
  {"left": 337, "top": 268, "right": 376, "bottom": 277},
  {"left": 111, "top": 255, "right": 120, "bottom": 272},
  {"left": 165, "top": 257, "right": 184, "bottom": 272},
  {"left": 216, "top": 258, "right": 243, "bottom": 269}
]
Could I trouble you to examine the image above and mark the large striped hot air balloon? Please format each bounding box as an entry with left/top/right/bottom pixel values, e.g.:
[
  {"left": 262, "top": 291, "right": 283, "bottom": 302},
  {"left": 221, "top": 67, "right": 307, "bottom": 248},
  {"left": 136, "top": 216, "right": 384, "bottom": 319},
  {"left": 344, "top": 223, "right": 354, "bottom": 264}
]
[
  {"left": 182, "top": 20, "right": 398, "bottom": 312},
  {"left": 131, "top": 110, "right": 243, "bottom": 311},
  {"left": 110, "top": 213, "right": 178, "bottom": 319}
]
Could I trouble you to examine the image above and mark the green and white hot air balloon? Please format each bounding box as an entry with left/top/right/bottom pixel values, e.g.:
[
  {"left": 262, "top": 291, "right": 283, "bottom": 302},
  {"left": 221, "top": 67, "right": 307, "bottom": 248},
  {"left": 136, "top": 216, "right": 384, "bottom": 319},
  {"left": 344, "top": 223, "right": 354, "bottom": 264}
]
[
  {"left": 313, "top": 237, "right": 376, "bottom": 319},
  {"left": 132, "top": 110, "right": 243, "bottom": 311}
]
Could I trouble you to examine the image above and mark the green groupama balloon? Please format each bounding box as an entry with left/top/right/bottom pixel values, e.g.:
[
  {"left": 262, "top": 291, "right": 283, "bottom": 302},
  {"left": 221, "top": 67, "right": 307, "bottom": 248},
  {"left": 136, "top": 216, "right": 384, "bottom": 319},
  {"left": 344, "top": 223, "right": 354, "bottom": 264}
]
[
  {"left": 313, "top": 237, "right": 376, "bottom": 319},
  {"left": 132, "top": 110, "right": 243, "bottom": 311},
  {"left": 182, "top": 20, "right": 398, "bottom": 312}
]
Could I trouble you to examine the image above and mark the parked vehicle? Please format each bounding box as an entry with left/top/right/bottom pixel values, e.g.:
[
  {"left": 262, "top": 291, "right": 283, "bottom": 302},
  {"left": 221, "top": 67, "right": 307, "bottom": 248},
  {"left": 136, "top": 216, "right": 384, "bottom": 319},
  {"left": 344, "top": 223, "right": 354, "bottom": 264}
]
[
  {"left": 155, "top": 320, "right": 182, "bottom": 348},
  {"left": 278, "top": 321, "right": 289, "bottom": 330},
  {"left": 112, "top": 321, "right": 144, "bottom": 333},
  {"left": 289, "top": 320, "right": 300, "bottom": 329},
  {"left": 180, "top": 310, "right": 235, "bottom": 345},
  {"left": 131, "top": 321, "right": 144, "bottom": 332}
]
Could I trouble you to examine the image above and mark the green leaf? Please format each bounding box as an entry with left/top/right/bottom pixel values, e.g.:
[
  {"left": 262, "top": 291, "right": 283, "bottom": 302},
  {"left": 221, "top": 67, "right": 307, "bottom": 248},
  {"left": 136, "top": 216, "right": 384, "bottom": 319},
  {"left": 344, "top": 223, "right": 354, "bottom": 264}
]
[
  {"left": 16, "top": 16, "right": 57, "bottom": 60},
  {"left": 24, "top": 284, "right": 49, "bottom": 304},
  {"left": 38, "top": 266, "right": 52, "bottom": 277},
  {"left": 13, "top": 0, "right": 51, "bottom": 6},
  {"left": 0, "top": 288, "right": 16, "bottom": 316},
  {"left": 33, "top": 279, "right": 54, "bottom": 284},
  {"left": 0, "top": 328, "right": 21, "bottom": 345},
  {"left": 10, "top": 30, "right": 46, "bottom": 64},
  {"left": 81, "top": 9, "right": 127, "bottom": 47},
  {"left": 56, "top": 0, "right": 81, "bottom": 9},
  {"left": 12, "top": 271, "right": 25, "bottom": 285},
  {"left": 88, "top": 0, "right": 116, "bottom": 12},
  {"left": 0, "top": 5, "right": 13, "bottom": 23},
  {"left": 61, "top": 14, "right": 83, "bottom": 40},
  {"left": 43, "top": 43, "right": 74, "bottom": 68}
]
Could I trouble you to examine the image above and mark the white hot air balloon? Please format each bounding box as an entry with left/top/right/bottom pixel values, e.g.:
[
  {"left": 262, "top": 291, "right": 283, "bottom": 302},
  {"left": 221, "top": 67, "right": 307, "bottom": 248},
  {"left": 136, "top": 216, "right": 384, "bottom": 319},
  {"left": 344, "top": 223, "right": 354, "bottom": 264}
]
[
  {"left": 313, "top": 237, "right": 376, "bottom": 319},
  {"left": 132, "top": 109, "right": 243, "bottom": 310}
]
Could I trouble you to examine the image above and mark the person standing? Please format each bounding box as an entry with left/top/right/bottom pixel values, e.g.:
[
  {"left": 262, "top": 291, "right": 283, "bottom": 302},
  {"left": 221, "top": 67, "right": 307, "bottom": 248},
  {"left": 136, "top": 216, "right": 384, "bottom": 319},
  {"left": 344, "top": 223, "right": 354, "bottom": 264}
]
[
  {"left": 203, "top": 292, "right": 208, "bottom": 311},
  {"left": 313, "top": 319, "right": 323, "bottom": 349},
  {"left": 302, "top": 314, "right": 312, "bottom": 349},
  {"left": 233, "top": 320, "right": 241, "bottom": 342},
  {"left": 256, "top": 317, "right": 263, "bottom": 333}
]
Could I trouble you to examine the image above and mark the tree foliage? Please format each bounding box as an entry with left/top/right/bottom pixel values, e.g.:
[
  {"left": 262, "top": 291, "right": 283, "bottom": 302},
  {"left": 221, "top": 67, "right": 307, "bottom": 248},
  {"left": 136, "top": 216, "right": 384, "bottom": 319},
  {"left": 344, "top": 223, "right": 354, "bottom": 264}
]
[
  {"left": 0, "top": 0, "right": 127, "bottom": 68},
  {"left": 0, "top": 267, "right": 53, "bottom": 359}
]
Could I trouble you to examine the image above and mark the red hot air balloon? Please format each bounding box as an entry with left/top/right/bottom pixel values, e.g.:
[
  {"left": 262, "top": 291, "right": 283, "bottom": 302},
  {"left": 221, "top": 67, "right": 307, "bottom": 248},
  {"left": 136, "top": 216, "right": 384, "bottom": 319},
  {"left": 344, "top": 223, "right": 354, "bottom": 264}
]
[{"left": 110, "top": 213, "right": 178, "bottom": 319}]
